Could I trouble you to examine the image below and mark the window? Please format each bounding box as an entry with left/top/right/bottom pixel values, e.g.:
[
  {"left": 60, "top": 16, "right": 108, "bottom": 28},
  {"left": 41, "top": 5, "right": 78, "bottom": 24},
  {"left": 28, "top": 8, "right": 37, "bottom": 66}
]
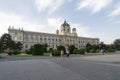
[
  {"left": 68, "top": 29, "right": 69, "bottom": 32},
  {"left": 25, "top": 45, "right": 28, "bottom": 48}
]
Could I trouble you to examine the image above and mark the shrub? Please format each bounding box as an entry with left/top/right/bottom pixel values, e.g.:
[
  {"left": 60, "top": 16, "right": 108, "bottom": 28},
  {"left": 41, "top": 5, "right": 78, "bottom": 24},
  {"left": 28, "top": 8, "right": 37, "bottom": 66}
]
[
  {"left": 107, "top": 49, "right": 116, "bottom": 52},
  {"left": 32, "top": 44, "right": 43, "bottom": 55},
  {"left": 13, "top": 51, "right": 20, "bottom": 55},
  {"left": 78, "top": 49, "right": 85, "bottom": 54},
  {"left": 8, "top": 52, "right": 13, "bottom": 55},
  {"left": 73, "top": 49, "right": 78, "bottom": 54},
  {"left": 52, "top": 49, "right": 60, "bottom": 56},
  {"left": 96, "top": 49, "right": 100, "bottom": 53},
  {"left": 90, "top": 49, "right": 96, "bottom": 53},
  {"left": 26, "top": 50, "right": 32, "bottom": 54},
  {"left": 57, "top": 45, "right": 66, "bottom": 54},
  {"left": 68, "top": 45, "right": 76, "bottom": 54},
  {"left": 49, "top": 48, "right": 53, "bottom": 52}
]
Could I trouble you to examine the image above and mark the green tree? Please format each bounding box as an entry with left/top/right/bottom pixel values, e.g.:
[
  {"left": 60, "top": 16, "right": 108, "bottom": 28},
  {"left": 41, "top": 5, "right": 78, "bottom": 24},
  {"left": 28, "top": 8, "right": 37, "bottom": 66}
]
[
  {"left": 68, "top": 45, "right": 76, "bottom": 54},
  {"left": 86, "top": 43, "right": 92, "bottom": 52},
  {"left": 1, "top": 33, "right": 13, "bottom": 52},
  {"left": 78, "top": 48, "right": 85, "bottom": 54},
  {"left": 14, "top": 42, "right": 23, "bottom": 51},
  {"left": 57, "top": 45, "right": 66, "bottom": 53},
  {"left": 92, "top": 45, "right": 99, "bottom": 51},
  {"left": 99, "top": 42, "right": 106, "bottom": 50},
  {"left": 26, "top": 46, "right": 33, "bottom": 54},
  {"left": 32, "top": 44, "right": 43, "bottom": 55},
  {"left": 73, "top": 49, "right": 78, "bottom": 54},
  {"left": 42, "top": 43, "right": 48, "bottom": 53},
  {"left": 52, "top": 49, "right": 60, "bottom": 56},
  {"left": 113, "top": 39, "right": 120, "bottom": 50},
  {"left": 0, "top": 39, "right": 2, "bottom": 53}
]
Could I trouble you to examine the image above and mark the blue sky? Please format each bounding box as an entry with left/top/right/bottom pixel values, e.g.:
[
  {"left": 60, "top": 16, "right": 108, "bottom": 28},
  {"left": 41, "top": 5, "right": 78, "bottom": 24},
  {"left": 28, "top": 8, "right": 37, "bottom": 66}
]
[{"left": 0, "top": 0, "right": 120, "bottom": 44}]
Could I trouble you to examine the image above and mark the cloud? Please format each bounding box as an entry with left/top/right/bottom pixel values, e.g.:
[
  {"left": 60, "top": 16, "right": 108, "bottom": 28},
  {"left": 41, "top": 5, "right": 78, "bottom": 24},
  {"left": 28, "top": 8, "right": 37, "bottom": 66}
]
[
  {"left": 77, "top": 0, "right": 112, "bottom": 14},
  {"left": 70, "top": 23, "right": 90, "bottom": 37},
  {"left": 47, "top": 17, "right": 63, "bottom": 29},
  {"left": 47, "top": 17, "right": 91, "bottom": 37},
  {"left": 0, "top": 12, "right": 48, "bottom": 36},
  {"left": 34, "top": 0, "right": 64, "bottom": 13},
  {"left": 108, "top": 3, "right": 120, "bottom": 17}
]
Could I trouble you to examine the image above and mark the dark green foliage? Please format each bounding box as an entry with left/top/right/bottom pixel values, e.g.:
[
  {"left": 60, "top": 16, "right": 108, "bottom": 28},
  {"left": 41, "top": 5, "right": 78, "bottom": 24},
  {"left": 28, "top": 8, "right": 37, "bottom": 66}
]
[
  {"left": 32, "top": 44, "right": 43, "bottom": 55},
  {"left": 1, "top": 33, "right": 13, "bottom": 52},
  {"left": 90, "top": 49, "right": 96, "bottom": 53},
  {"left": 0, "top": 34, "right": 22, "bottom": 54},
  {"left": 57, "top": 45, "right": 66, "bottom": 53},
  {"left": 26, "top": 46, "right": 33, "bottom": 54},
  {"left": 113, "top": 39, "right": 120, "bottom": 50},
  {"left": 86, "top": 43, "right": 92, "bottom": 52},
  {"left": 26, "top": 50, "right": 32, "bottom": 54},
  {"left": 107, "top": 49, "right": 115, "bottom": 52},
  {"left": 73, "top": 49, "right": 78, "bottom": 54},
  {"left": 52, "top": 49, "right": 60, "bottom": 56},
  {"left": 86, "top": 43, "right": 100, "bottom": 53},
  {"left": 0, "top": 39, "right": 2, "bottom": 53},
  {"left": 68, "top": 45, "right": 76, "bottom": 54},
  {"left": 13, "top": 50, "right": 20, "bottom": 55},
  {"left": 49, "top": 48, "right": 53, "bottom": 52},
  {"left": 78, "top": 48, "right": 85, "bottom": 54},
  {"left": 15, "top": 42, "right": 23, "bottom": 51},
  {"left": 42, "top": 43, "right": 48, "bottom": 53},
  {"left": 96, "top": 49, "right": 100, "bottom": 53},
  {"left": 8, "top": 52, "right": 13, "bottom": 55},
  {"left": 7, "top": 51, "right": 20, "bottom": 55},
  {"left": 99, "top": 42, "right": 107, "bottom": 50}
]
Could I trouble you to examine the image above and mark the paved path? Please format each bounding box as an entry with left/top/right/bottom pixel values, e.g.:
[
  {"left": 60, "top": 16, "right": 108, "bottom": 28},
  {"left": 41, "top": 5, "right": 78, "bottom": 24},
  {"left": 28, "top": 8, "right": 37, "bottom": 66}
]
[{"left": 0, "top": 54, "right": 120, "bottom": 80}]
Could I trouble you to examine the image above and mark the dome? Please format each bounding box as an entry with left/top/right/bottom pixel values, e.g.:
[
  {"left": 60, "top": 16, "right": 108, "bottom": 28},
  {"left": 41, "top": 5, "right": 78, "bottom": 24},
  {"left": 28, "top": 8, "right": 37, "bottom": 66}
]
[
  {"left": 72, "top": 28, "right": 76, "bottom": 31},
  {"left": 61, "top": 21, "right": 70, "bottom": 28}
]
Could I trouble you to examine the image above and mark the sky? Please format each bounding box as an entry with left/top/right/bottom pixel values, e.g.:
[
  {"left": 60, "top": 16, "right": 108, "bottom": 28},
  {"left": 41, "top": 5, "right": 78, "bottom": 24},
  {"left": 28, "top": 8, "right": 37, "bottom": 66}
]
[{"left": 0, "top": 0, "right": 120, "bottom": 44}]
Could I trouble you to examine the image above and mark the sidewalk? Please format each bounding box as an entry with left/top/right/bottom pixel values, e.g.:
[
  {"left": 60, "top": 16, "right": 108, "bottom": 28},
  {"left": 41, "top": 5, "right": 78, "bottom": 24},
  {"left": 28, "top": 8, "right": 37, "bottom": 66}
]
[{"left": 81, "top": 53, "right": 120, "bottom": 62}]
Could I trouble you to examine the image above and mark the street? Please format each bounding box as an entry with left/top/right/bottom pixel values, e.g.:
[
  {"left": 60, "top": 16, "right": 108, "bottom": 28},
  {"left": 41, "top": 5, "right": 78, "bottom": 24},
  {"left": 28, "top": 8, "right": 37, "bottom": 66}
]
[{"left": 0, "top": 54, "right": 120, "bottom": 80}]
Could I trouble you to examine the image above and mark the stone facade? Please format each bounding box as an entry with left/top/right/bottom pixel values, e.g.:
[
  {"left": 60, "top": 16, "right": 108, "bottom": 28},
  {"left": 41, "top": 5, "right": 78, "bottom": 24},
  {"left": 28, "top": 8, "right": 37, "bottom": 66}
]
[{"left": 8, "top": 21, "right": 99, "bottom": 52}]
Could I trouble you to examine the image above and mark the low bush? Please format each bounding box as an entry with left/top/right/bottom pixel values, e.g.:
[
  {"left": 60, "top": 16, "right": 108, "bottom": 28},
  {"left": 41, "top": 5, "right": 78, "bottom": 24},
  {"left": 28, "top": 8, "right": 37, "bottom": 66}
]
[
  {"left": 73, "top": 49, "right": 78, "bottom": 54},
  {"left": 107, "top": 49, "right": 116, "bottom": 52},
  {"left": 8, "top": 52, "right": 13, "bottom": 55},
  {"left": 78, "top": 49, "right": 85, "bottom": 54},
  {"left": 13, "top": 51, "right": 20, "bottom": 55},
  {"left": 90, "top": 49, "right": 96, "bottom": 53},
  {"left": 96, "top": 49, "right": 100, "bottom": 53},
  {"left": 52, "top": 49, "right": 60, "bottom": 56},
  {"left": 26, "top": 50, "right": 32, "bottom": 54},
  {"left": 32, "top": 44, "right": 43, "bottom": 55}
]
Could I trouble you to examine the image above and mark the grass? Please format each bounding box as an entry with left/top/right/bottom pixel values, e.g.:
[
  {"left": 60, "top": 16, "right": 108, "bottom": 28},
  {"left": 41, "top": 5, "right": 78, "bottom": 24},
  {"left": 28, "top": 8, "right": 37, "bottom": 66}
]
[
  {"left": 70, "top": 54, "right": 82, "bottom": 57},
  {"left": 14, "top": 53, "right": 33, "bottom": 57},
  {"left": 13, "top": 53, "right": 51, "bottom": 57},
  {"left": 12, "top": 53, "right": 84, "bottom": 57}
]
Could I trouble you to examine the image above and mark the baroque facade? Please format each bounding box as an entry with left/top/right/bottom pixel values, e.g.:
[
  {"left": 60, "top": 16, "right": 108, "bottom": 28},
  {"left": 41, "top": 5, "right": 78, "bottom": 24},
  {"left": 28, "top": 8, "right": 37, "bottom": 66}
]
[{"left": 8, "top": 21, "right": 99, "bottom": 51}]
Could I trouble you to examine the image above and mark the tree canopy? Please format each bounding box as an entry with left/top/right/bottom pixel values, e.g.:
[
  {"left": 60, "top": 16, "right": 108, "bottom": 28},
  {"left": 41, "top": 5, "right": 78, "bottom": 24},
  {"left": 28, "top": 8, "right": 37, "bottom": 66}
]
[{"left": 114, "top": 39, "right": 120, "bottom": 50}]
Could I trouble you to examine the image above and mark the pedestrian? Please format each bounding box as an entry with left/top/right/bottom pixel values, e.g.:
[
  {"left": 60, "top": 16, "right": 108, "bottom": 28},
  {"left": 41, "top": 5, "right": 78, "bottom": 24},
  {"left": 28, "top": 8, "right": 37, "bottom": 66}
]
[
  {"left": 66, "top": 49, "right": 70, "bottom": 57},
  {"left": 101, "top": 49, "right": 105, "bottom": 55},
  {"left": 61, "top": 50, "right": 64, "bottom": 58}
]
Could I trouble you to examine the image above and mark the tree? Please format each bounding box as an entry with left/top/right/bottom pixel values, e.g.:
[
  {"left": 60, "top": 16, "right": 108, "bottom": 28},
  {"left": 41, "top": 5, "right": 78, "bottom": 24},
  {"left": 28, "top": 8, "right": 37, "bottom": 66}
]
[
  {"left": 99, "top": 42, "right": 106, "bottom": 50},
  {"left": 78, "top": 48, "right": 85, "bottom": 54},
  {"left": 57, "top": 45, "right": 66, "bottom": 53},
  {"left": 32, "top": 44, "right": 43, "bottom": 55},
  {"left": 113, "top": 39, "right": 120, "bottom": 50},
  {"left": 68, "top": 45, "right": 76, "bottom": 54},
  {"left": 52, "top": 49, "right": 60, "bottom": 56},
  {"left": 0, "top": 39, "right": 2, "bottom": 53},
  {"left": 42, "top": 43, "right": 48, "bottom": 53},
  {"left": 86, "top": 43, "right": 92, "bottom": 52},
  {"left": 14, "top": 42, "right": 23, "bottom": 51},
  {"left": 1, "top": 33, "right": 13, "bottom": 52}
]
